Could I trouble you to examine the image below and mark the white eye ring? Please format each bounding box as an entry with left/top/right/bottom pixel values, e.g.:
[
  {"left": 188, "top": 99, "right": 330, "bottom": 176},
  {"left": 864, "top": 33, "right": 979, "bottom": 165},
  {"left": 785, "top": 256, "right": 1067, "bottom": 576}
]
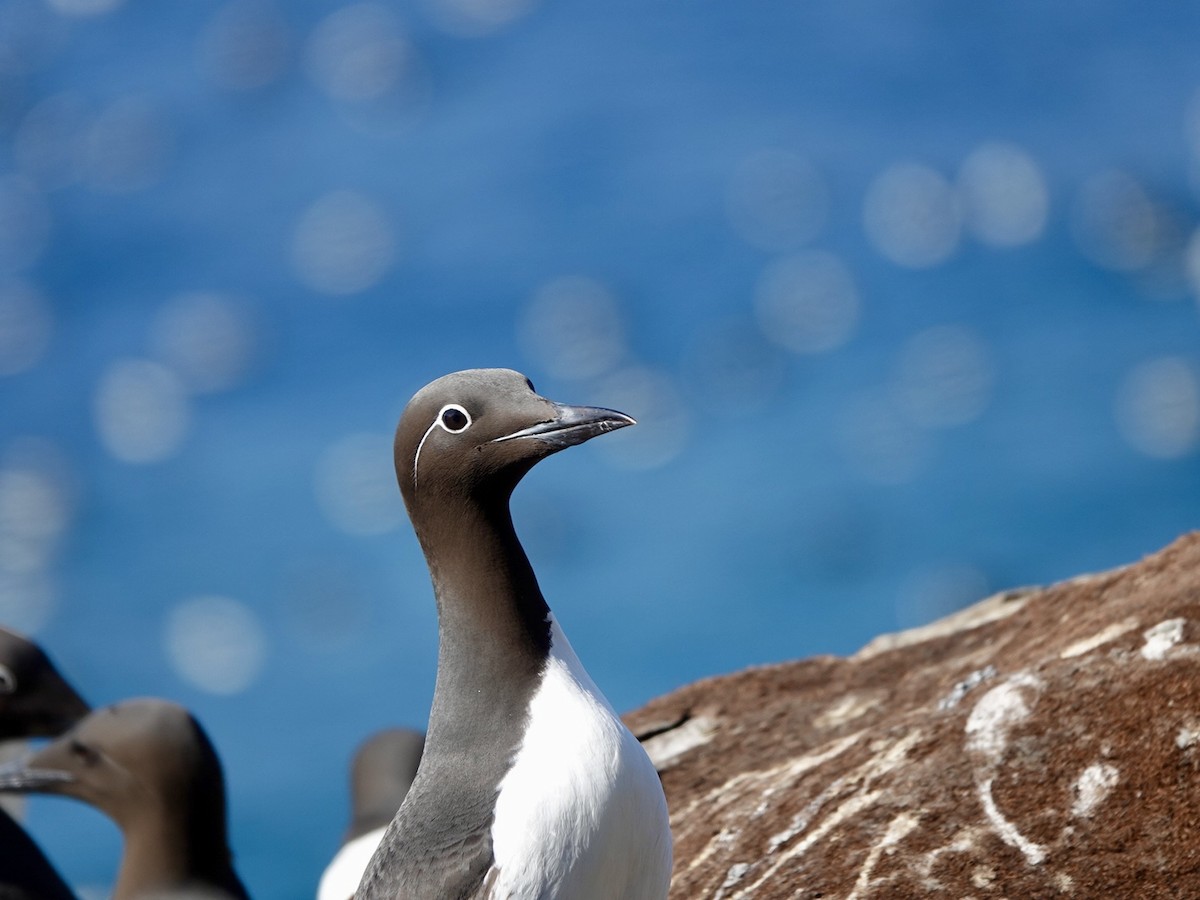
[
  {"left": 0, "top": 664, "right": 15, "bottom": 695},
  {"left": 437, "top": 404, "right": 472, "bottom": 434}
]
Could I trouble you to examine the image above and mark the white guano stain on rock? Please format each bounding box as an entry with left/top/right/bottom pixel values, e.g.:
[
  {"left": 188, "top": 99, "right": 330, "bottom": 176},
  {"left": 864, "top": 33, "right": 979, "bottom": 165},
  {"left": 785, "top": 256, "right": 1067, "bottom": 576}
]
[
  {"left": 971, "top": 864, "right": 996, "bottom": 888},
  {"left": 814, "top": 690, "right": 884, "bottom": 728},
  {"left": 729, "top": 730, "right": 924, "bottom": 898},
  {"left": 845, "top": 812, "right": 922, "bottom": 900},
  {"left": 641, "top": 714, "right": 717, "bottom": 770},
  {"left": 977, "top": 776, "right": 1047, "bottom": 865},
  {"left": 916, "top": 824, "right": 987, "bottom": 888},
  {"left": 672, "top": 730, "right": 863, "bottom": 831},
  {"left": 939, "top": 665, "right": 997, "bottom": 710},
  {"left": 1054, "top": 871, "right": 1076, "bottom": 893},
  {"left": 965, "top": 673, "right": 1042, "bottom": 761},
  {"left": 1059, "top": 618, "right": 1140, "bottom": 659},
  {"left": 735, "top": 789, "right": 885, "bottom": 899},
  {"left": 1071, "top": 763, "right": 1120, "bottom": 817},
  {"left": 965, "top": 673, "right": 1048, "bottom": 868},
  {"left": 764, "top": 730, "right": 923, "bottom": 855},
  {"left": 675, "top": 731, "right": 864, "bottom": 879},
  {"left": 853, "top": 587, "right": 1034, "bottom": 660},
  {"left": 1141, "top": 618, "right": 1187, "bottom": 660},
  {"left": 682, "top": 827, "right": 740, "bottom": 883},
  {"left": 710, "top": 862, "right": 751, "bottom": 900}
]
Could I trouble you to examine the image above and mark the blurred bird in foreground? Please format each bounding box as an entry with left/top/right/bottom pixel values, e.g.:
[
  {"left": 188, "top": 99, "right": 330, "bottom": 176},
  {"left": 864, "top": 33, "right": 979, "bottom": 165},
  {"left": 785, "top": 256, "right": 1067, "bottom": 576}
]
[
  {"left": 0, "top": 697, "right": 250, "bottom": 900},
  {"left": 0, "top": 627, "right": 90, "bottom": 900}
]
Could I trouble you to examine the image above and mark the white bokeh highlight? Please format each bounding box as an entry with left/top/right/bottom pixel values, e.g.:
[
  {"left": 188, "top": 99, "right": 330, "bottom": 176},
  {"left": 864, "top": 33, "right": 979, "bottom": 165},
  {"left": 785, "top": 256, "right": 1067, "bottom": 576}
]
[
  {"left": 755, "top": 250, "right": 860, "bottom": 355},
  {"left": 150, "top": 292, "right": 257, "bottom": 394},
  {"left": 957, "top": 142, "right": 1049, "bottom": 248},
  {"left": 306, "top": 4, "right": 415, "bottom": 103},
  {"left": 864, "top": 163, "right": 961, "bottom": 268},
  {"left": 0, "top": 439, "right": 75, "bottom": 634},
  {"left": 291, "top": 190, "right": 397, "bottom": 295},
  {"left": 165, "top": 595, "right": 267, "bottom": 695},
  {"left": 893, "top": 325, "right": 995, "bottom": 429},
  {"left": 0, "top": 280, "right": 53, "bottom": 376},
  {"left": 1114, "top": 357, "right": 1200, "bottom": 459},
  {"left": 314, "top": 432, "right": 404, "bottom": 535},
  {"left": 44, "top": 0, "right": 124, "bottom": 17},
  {"left": 519, "top": 276, "right": 626, "bottom": 380},
  {"left": 0, "top": 464, "right": 71, "bottom": 575},
  {"left": 93, "top": 359, "right": 191, "bottom": 464},
  {"left": 593, "top": 367, "right": 690, "bottom": 470},
  {"left": 425, "top": 0, "right": 539, "bottom": 38}
]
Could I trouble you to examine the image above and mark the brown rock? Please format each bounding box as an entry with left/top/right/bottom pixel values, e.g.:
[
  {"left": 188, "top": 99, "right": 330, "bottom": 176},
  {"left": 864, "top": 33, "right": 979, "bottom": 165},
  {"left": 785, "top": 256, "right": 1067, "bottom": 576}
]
[{"left": 625, "top": 532, "right": 1200, "bottom": 899}]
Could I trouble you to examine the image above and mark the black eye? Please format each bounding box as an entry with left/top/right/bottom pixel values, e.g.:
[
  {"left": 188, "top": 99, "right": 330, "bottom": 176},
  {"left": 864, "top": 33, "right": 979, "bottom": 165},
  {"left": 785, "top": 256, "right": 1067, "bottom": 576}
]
[
  {"left": 440, "top": 406, "right": 470, "bottom": 433},
  {"left": 0, "top": 665, "right": 14, "bottom": 695},
  {"left": 69, "top": 739, "right": 99, "bottom": 766},
  {"left": 525, "top": 377, "right": 535, "bottom": 393}
]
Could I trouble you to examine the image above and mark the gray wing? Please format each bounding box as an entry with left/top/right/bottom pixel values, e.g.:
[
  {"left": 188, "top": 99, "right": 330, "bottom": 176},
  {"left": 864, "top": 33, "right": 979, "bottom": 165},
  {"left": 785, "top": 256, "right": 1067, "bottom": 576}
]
[{"left": 354, "top": 783, "right": 496, "bottom": 900}]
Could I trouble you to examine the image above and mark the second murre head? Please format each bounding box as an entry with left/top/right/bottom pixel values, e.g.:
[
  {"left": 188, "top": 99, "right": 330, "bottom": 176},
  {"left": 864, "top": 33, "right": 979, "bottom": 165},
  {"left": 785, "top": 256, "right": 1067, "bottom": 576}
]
[
  {"left": 0, "top": 627, "right": 89, "bottom": 740},
  {"left": 0, "top": 699, "right": 226, "bottom": 832},
  {"left": 0, "top": 698, "right": 249, "bottom": 900},
  {"left": 393, "top": 368, "right": 635, "bottom": 509}
]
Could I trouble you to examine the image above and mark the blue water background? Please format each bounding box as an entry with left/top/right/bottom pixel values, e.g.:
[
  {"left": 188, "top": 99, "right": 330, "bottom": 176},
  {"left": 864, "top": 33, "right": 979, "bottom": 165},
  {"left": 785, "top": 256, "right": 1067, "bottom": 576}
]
[{"left": 1, "top": 0, "right": 1199, "bottom": 895}]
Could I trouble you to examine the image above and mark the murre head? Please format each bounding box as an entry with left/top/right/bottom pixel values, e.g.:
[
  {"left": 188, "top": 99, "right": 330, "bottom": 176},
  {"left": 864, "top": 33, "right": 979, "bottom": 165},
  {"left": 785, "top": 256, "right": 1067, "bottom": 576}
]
[
  {"left": 0, "top": 627, "right": 89, "bottom": 740},
  {"left": 394, "top": 368, "right": 635, "bottom": 510},
  {"left": 0, "top": 698, "right": 227, "bottom": 835}
]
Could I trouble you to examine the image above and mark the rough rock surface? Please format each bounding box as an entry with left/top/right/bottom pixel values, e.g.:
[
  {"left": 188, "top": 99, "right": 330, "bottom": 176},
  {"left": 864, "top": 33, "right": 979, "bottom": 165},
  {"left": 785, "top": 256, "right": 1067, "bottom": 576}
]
[{"left": 625, "top": 533, "right": 1200, "bottom": 899}]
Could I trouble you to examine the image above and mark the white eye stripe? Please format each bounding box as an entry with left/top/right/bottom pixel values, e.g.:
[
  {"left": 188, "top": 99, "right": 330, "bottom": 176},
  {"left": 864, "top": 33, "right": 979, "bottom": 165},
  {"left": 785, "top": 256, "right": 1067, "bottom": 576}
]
[{"left": 413, "top": 404, "right": 474, "bottom": 482}]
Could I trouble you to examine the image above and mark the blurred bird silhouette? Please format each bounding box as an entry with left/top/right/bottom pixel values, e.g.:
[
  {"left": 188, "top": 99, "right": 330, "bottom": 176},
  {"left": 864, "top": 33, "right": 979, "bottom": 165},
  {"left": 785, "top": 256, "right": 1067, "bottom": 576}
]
[
  {"left": 316, "top": 727, "right": 424, "bottom": 900},
  {"left": 0, "top": 627, "right": 90, "bottom": 900},
  {"left": 0, "top": 629, "right": 90, "bottom": 742},
  {"left": 0, "top": 697, "right": 250, "bottom": 900}
]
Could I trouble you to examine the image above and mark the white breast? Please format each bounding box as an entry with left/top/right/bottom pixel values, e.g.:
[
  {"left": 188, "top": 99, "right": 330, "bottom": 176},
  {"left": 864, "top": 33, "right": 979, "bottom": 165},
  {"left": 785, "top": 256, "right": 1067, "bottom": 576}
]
[
  {"left": 317, "top": 825, "right": 387, "bottom": 900},
  {"left": 488, "top": 616, "right": 672, "bottom": 900}
]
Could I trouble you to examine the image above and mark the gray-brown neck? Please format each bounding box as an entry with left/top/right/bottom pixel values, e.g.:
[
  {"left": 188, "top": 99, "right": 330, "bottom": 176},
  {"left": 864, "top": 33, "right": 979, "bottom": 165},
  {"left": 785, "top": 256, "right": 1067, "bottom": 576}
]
[
  {"left": 114, "top": 781, "right": 249, "bottom": 900},
  {"left": 416, "top": 486, "right": 551, "bottom": 750}
]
